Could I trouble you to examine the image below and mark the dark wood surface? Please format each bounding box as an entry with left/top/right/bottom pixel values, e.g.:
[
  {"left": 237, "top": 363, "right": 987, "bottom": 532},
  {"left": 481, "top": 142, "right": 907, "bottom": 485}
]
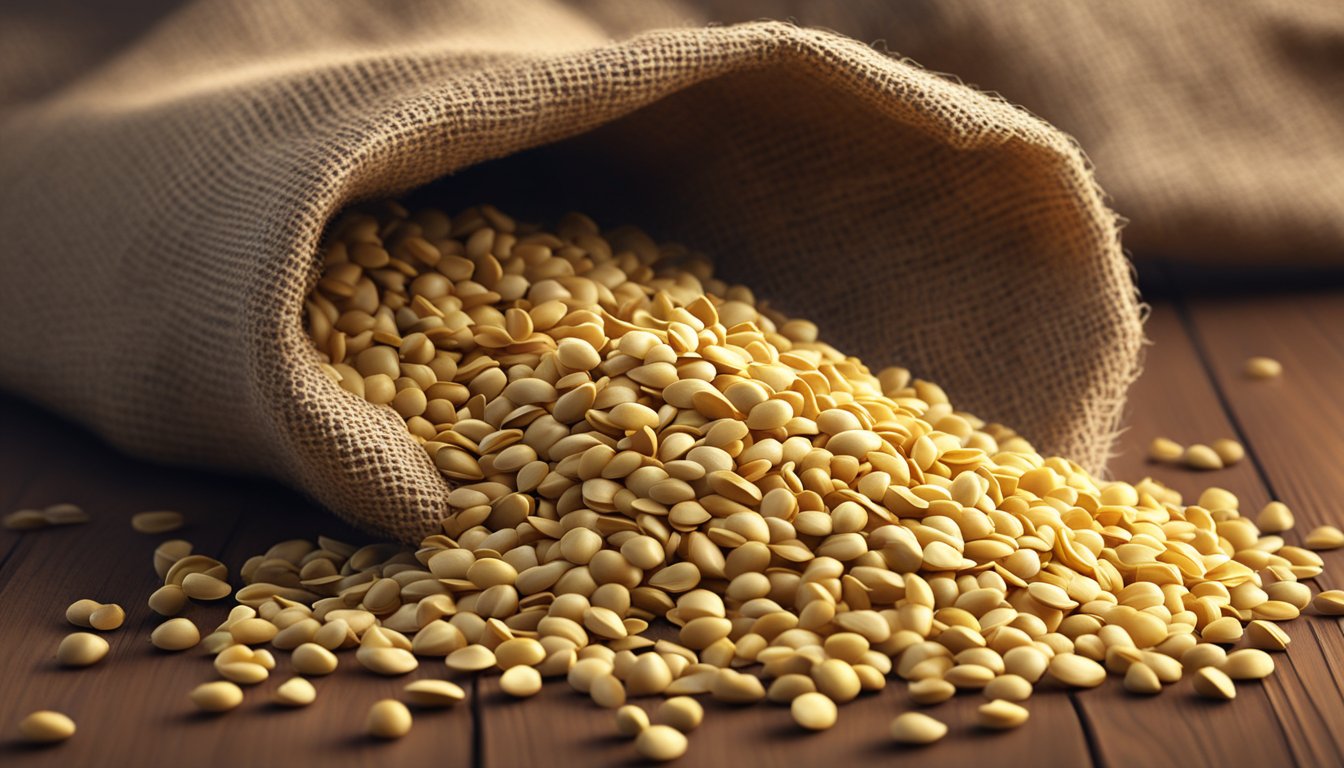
[{"left": 1, "top": 279, "right": 1342, "bottom": 768}]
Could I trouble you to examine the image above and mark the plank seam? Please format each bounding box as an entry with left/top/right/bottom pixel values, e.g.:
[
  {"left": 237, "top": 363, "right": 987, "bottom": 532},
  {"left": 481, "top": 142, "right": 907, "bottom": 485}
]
[{"left": 1068, "top": 692, "right": 1104, "bottom": 768}]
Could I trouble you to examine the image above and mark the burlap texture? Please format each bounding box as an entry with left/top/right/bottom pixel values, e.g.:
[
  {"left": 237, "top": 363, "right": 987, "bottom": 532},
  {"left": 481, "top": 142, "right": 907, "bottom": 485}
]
[{"left": 0, "top": 0, "right": 1142, "bottom": 541}]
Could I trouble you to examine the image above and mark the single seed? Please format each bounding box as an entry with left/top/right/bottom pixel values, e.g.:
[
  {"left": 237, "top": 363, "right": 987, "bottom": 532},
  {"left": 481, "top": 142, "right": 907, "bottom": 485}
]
[
  {"left": 983, "top": 674, "right": 1032, "bottom": 702},
  {"left": 1182, "top": 445, "right": 1223, "bottom": 471},
  {"left": 1192, "top": 667, "right": 1236, "bottom": 700},
  {"left": 890, "top": 711, "right": 948, "bottom": 744},
  {"left": 292, "top": 643, "right": 338, "bottom": 675},
  {"left": 18, "top": 711, "right": 76, "bottom": 743},
  {"left": 42, "top": 503, "right": 90, "bottom": 526},
  {"left": 274, "top": 677, "right": 317, "bottom": 707},
  {"left": 1148, "top": 437, "right": 1184, "bottom": 463},
  {"left": 88, "top": 603, "right": 125, "bottom": 631},
  {"left": 446, "top": 645, "right": 496, "bottom": 672},
  {"left": 634, "top": 725, "right": 688, "bottom": 762},
  {"left": 1201, "top": 616, "right": 1243, "bottom": 645},
  {"left": 1224, "top": 649, "right": 1274, "bottom": 680},
  {"left": 1123, "top": 662, "right": 1162, "bottom": 695},
  {"left": 791, "top": 692, "right": 838, "bottom": 731},
  {"left": 404, "top": 679, "right": 466, "bottom": 707},
  {"left": 1256, "top": 502, "right": 1294, "bottom": 533},
  {"left": 615, "top": 705, "right": 650, "bottom": 737},
  {"left": 907, "top": 678, "right": 956, "bottom": 705},
  {"left": 1304, "top": 525, "right": 1344, "bottom": 551},
  {"left": 1312, "top": 590, "right": 1344, "bottom": 616},
  {"left": 1211, "top": 439, "right": 1244, "bottom": 466},
  {"left": 218, "top": 661, "right": 269, "bottom": 684},
  {"left": 148, "top": 584, "right": 188, "bottom": 616},
  {"left": 57, "top": 632, "right": 109, "bottom": 667},
  {"left": 977, "top": 699, "right": 1029, "bottom": 729},
  {"left": 1047, "top": 653, "right": 1106, "bottom": 688},
  {"left": 132, "top": 510, "right": 184, "bottom": 534},
  {"left": 151, "top": 618, "right": 200, "bottom": 651},
  {"left": 590, "top": 674, "right": 626, "bottom": 708},
  {"left": 501, "top": 665, "right": 543, "bottom": 698},
  {"left": 357, "top": 646, "right": 419, "bottom": 676},
  {"left": 65, "top": 599, "right": 102, "bottom": 628},
  {"left": 1243, "top": 356, "right": 1282, "bottom": 379},
  {"left": 367, "top": 699, "right": 413, "bottom": 739},
  {"left": 190, "top": 681, "right": 244, "bottom": 713},
  {"left": 653, "top": 696, "right": 703, "bottom": 733},
  {"left": 182, "top": 573, "right": 231, "bottom": 601}
]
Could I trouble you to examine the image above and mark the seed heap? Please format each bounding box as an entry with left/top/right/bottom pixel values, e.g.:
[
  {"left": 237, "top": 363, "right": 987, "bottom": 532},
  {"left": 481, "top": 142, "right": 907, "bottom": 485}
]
[{"left": 15, "top": 203, "right": 1342, "bottom": 754}]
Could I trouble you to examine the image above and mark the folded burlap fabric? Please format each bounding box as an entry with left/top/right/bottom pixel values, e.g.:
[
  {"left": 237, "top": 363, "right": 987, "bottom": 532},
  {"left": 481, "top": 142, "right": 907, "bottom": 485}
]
[{"left": 0, "top": 0, "right": 1141, "bottom": 540}]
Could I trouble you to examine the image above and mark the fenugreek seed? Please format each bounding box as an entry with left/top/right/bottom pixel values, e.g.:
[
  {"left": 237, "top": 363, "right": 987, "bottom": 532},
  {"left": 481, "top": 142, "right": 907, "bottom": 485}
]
[
  {"left": 292, "top": 643, "right": 339, "bottom": 675},
  {"left": 1123, "top": 662, "right": 1162, "bottom": 695},
  {"left": 1148, "top": 438, "right": 1184, "bottom": 463},
  {"left": 57, "top": 632, "right": 109, "bottom": 667},
  {"left": 1192, "top": 667, "right": 1236, "bottom": 700},
  {"left": 1224, "top": 649, "right": 1274, "bottom": 680},
  {"left": 404, "top": 679, "right": 466, "bottom": 707},
  {"left": 983, "top": 674, "right": 1032, "bottom": 702},
  {"left": 1312, "top": 590, "right": 1344, "bottom": 616},
  {"left": 182, "top": 573, "right": 231, "bottom": 601},
  {"left": 190, "top": 681, "right": 244, "bottom": 712},
  {"left": 1182, "top": 445, "right": 1223, "bottom": 471},
  {"left": 1243, "top": 356, "right": 1282, "bottom": 379},
  {"left": 977, "top": 699, "right": 1029, "bottom": 730},
  {"left": 907, "top": 677, "right": 956, "bottom": 706},
  {"left": 274, "top": 677, "right": 317, "bottom": 707},
  {"left": 501, "top": 665, "right": 543, "bottom": 698},
  {"left": 653, "top": 696, "right": 703, "bottom": 733},
  {"left": 791, "top": 692, "right": 838, "bottom": 731},
  {"left": 131, "top": 510, "right": 184, "bottom": 534},
  {"left": 1047, "top": 653, "right": 1106, "bottom": 688},
  {"left": 1304, "top": 525, "right": 1344, "bottom": 551},
  {"left": 636, "top": 724, "right": 689, "bottom": 762},
  {"left": 1257, "top": 502, "right": 1294, "bottom": 533},
  {"left": 18, "top": 711, "right": 76, "bottom": 743},
  {"left": 66, "top": 599, "right": 102, "bottom": 628},
  {"left": 89, "top": 603, "right": 125, "bottom": 631},
  {"left": 151, "top": 618, "right": 200, "bottom": 651},
  {"left": 890, "top": 712, "right": 948, "bottom": 744},
  {"left": 367, "top": 699, "right": 413, "bottom": 739},
  {"left": 615, "top": 705, "right": 650, "bottom": 737}
]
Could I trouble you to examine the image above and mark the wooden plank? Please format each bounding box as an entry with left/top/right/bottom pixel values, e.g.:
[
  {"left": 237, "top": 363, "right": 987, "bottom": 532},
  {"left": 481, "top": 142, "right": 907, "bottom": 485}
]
[{"left": 480, "top": 675, "right": 1091, "bottom": 768}]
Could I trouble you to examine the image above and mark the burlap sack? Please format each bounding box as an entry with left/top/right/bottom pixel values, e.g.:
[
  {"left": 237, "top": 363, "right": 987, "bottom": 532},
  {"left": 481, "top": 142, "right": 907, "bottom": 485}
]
[
  {"left": 690, "top": 0, "right": 1344, "bottom": 265},
  {"left": 0, "top": 0, "right": 1142, "bottom": 542}
]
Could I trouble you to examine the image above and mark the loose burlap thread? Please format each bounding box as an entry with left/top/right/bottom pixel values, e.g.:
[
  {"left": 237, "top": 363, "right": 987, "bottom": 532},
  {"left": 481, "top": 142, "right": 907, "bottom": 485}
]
[{"left": 0, "top": 0, "right": 1142, "bottom": 542}]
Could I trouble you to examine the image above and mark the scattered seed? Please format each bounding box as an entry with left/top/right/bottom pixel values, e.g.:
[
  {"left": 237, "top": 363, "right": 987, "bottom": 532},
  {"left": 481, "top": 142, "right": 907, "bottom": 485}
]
[
  {"left": 1123, "top": 662, "right": 1162, "bottom": 695},
  {"left": 190, "top": 681, "right": 243, "bottom": 713},
  {"left": 131, "top": 511, "right": 184, "bottom": 534},
  {"left": 1210, "top": 439, "right": 1244, "bottom": 466},
  {"left": 634, "top": 725, "right": 688, "bottom": 762},
  {"left": 1047, "top": 653, "right": 1106, "bottom": 688},
  {"left": 274, "top": 677, "right": 317, "bottom": 707},
  {"left": 1224, "top": 649, "right": 1274, "bottom": 680},
  {"left": 501, "top": 665, "right": 543, "bottom": 698},
  {"left": 151, "top": 618, "right": 200, "bottom": 651},
  {"left": 17, "top": 710, "right": 75, "bottom": 743},
  {"left": 1312, "top": 590, "right": 1344, "bottom": 616},
  {"left": 292, "top": 643, "right": 338, "bottom": 675},
  {"left": 88, "top": 603, "right": 125, "bottom": 631},
  {"left": 42, "top": 503, "right": 90, "bottom": 526},
  {"left": 1182, "top": 445, "right": 1223, "bottom": 471},
  {"left": 1304, "top": 525, "right": 1344, "bottom": 551},
  {"left": 1243, "top": 356, "right": 1282, "bottom": 379},
  {"left": 615, "top": 705, "right": 650, "bottom": 737},
  {"left": 57, "top": 632, "right": 109, "bottom": 667},
  {"left": 404, "top": 679, "right": 466, "bottom": 707},
  {"left": 653, "top": 696, "right": 703, "bottom": 733},
  {"left": 983, "top": 674, "right": 1032, "bottom": 702},
  {"left": 1256, "top": 502, "right": 1294, "bottom": 533},
  {"left": 65, "top": 599, "right": 102, "bottom": 628},
  {"left": 791, "top": 692, "right": 838, "bottom": 731},
  {"left": 4, "top": 509, "right": 50, "bottom": 530},
  {"left": 367, "top": 699, "right": 412, "bottom": 739},
  {"left": 1147, "top": 438, "right": 1184, "bottom": 463},
  {"left": 1192, "top": 667, "right": 1236, "bottom": 700},
  {"left": 977, "top": 699, "right": 1029, "bottom": 729},
  {"left": 891, "top": 711, "right": 949, "bottom": 744},
  {"left": 907, "top": 678, "right": 956, "bottom": 706}
]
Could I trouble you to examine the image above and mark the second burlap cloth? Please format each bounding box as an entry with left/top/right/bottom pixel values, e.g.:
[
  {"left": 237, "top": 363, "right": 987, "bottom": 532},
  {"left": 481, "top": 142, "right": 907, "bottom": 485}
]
[{"left": 0, "top": 0, "right": 1142, "bottom": 541}]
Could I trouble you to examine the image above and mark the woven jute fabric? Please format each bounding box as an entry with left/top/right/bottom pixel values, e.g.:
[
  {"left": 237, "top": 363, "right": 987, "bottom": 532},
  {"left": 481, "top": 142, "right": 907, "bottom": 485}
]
[
  {"left": 691, "top": 0, "right": 1344, "bottom": 264},
  {"left": 0, "top": 0, "right": 1141, "bottom": 541}
]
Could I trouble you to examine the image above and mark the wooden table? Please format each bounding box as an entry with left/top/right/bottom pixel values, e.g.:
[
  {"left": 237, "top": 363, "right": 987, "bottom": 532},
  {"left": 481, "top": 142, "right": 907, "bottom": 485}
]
[{"left": 2, "top": 274, "right": 1342, "bottom": 767}]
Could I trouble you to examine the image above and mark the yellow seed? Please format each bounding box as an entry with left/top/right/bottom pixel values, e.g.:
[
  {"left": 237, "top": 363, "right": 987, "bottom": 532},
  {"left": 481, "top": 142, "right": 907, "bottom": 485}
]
[
  {"left": 190, "top": 681, "right": 244, "bottom": 712},
  {"left": 615, "top": 705, "right": 650, "bottom": 737},
  {"left": 366, "top": 699, "right": 412, "bottom": 739},
  {"left": 404, "top": 679, "right": 466, "bottom": 707},
  {"left": 151, "top": 618, "right": 200, "bottom": 651},
  {"left": 181, "top": 573, "right": 231, "bottom": 601},
  {"left": 1312, "top": 590, "right": 1344, "bottom": 616},
  {"left": 148, "top": 584, "right": 188, "bottom": 616},
  {"left": 1210, "top": 439, "right": 1244, "bottom": 466},
  {"left": 1192, "top": 667, "right": 1236, "bottom": 700},
  {"left": 88, "top": 603, "right": 125, "bottom": 631},
  {"left": 1123, "top": 662, "right": 1162, "bottom": 695},
  {"left": 1201, "top": 616, "right": 1243, "bottom": 645},
  {"left": 131, "top": 510, "right": 184, "bottom": 534},
  {"left": 1182, "top": 445, "right": 1223, "bottom": 471},
  {"left": 274, "top": 677, "right": 317, "bottom": 707},
  {"left": 65, "top": 599, "right": 102, "bottom": 628},
  {"left": 983, "top": 674, "right": 1032, "bottom": 702},
  {"left": 977, "top": 699, "right": 1029, "bottom": 729},
  {"left": 1304, "top": 525, "right": 1344, "bottom": 551},
  {"left": 500, "top": 665, "right": 543, "bottom": 698},
  {"left": 4, "top": 509, "right": 49, "bottom": 530},
  {"left": 891, "top": 711, "right": 949, "bottom": 744},
  {"left": 57, "top": 632, "right": 109, "bottom": 667},
  {"left": 907, "top": 677, "right": 956, "bottom": 705},
  {"left": 635, "top": 725, "right": 688, "bottom": 762},
  {"left": 1224, "top": 649, "right": 1274, "bottom": 680},
  {"left": 18, "top": 710, "right": 76, "bottom": 743},
  {"left": 1256, "top": 502, "right": 1294, "bottom": 533},
  {"left": 292, "top": 643, "right": 338, "bottom": 675},
  {"left": 1243, "top": 356, "right": 1282, "bottom": 379},
  {"left": 791, "top": 692, "right": 838, "bottom": 731},
  {"left": 1148, "top": 437, "right": 1184, "bottom": 463},
  {"left": 653, "top": 696, "right": 704, "bottom": 733},
  {"left": 1047, "top": 653, "right": 1106, "bottom": 688}
]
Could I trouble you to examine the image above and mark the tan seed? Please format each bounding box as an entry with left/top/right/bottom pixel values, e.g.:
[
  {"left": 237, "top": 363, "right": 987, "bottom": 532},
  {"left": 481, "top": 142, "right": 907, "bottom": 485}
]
[
  {"left": 635, "top": 725, "right": 688, "bottom": 762},
  {"left": 615, "top": 705, "right": 650, "bottom": 737},
  {"left": 367, "top": 699, "right": 412, "bottom": 739},
  {"left": 791, "top": 692, "right": 838, "bottom": 731},
  {"left": 1243, "top": 356, "right": 1282, "bottom": 379},
  {"left": 182, "top": 573, "right": 231, "bottom": 601},
  {"left": 292, "top": 643, "right": 338, "bottom": 675},
  {"left": 1047, "top": 653, "right": 1106, "bottom": 688},
  {"left": 653, "top": 696, "right": 703, "bottom": 733},
  {"left": 907, "top": 677, "right": 956, "bottom": 706},
  {"left": 1182, "top": 445, "right": 1223, "bottom": 471},
  {"left": 446, "top": 645, "right": 496, "bottom": 672},
  {"left": 357, "top": 646, "right": 419, "bottom": 676},
  {"left": 4, "top": 509, "right": 50, "bottom": 530},
  {"left": 404, "top": 679, "right": 467, "bottom": 707},
  {"left": 148, "top": 584, "right": 188, "bottom": 616},
  {"left": 590, "top": 674, "right": 626, "bottom": 708},
  {"left": 1192, "top": 667, "right": 1236, "bottom": 700},
  {"left": 18, "top": 711, "right": 76, "bottom": 743},
  {"left": 1304, "top": 525, "right": 1344, "bottom": 551},
  {"left": 977, "top": 699, "right": 1030, "bottom": 729},
  {"left": 274, "top": 677, "right": 317, "bottom": 707},
  {"left": 65, "top": 599, "right": 102, "bottom": 627},
  {"left": 131, "top": 510, "right": 184, "bottom": 534},
  {"left": 190, "top": 681, "right": 243, "bottom": 713},
  {"left": 983, "top": 674, "right": 1032, "bottom": 702},
  {"left": 890, "top": 711, "right": 949, "bottom": 744},
  {"left": 1123, "top": 662, "right": 1162, "bottom": 695},
  {"left": 1224, "top": 649, "right": 1274, "bottom": 680},
  {"left": 88, "top": 603, "right": 125, "bottom": 631},
  {"left": 1211, "top": 439, "right": 1245, "bottom": 466},
  {"left": 1256, "top": 502, "right": 1294, "bottom": 533},
  {"left": 1313, "top": 590, "right": 1344, "bottom": 616},
  {"left": 151, "top": 618, "right": 200, "bottom": 651},
  {"left": 501, "top": 665, "right": 543, "bottom": 698},
  {"left": 57, "top": 632, "right": 109, "bottom": 667}
]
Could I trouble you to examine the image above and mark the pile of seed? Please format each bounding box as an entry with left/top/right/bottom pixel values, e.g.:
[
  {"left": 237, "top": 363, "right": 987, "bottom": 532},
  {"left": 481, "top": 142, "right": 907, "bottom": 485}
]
[{"left": 16, "top": 204, "right": 1344, "bottom": 757}]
